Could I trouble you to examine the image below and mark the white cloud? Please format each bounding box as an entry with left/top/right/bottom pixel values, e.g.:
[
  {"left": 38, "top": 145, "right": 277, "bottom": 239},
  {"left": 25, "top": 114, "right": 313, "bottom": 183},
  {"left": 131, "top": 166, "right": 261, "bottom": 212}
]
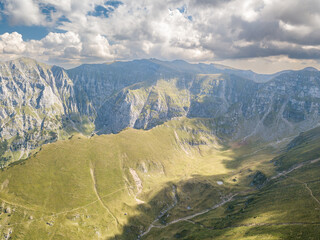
[
  {"left": 42, "top": 32, "right": 81, "bottom": 49},
  {"left": 3, "top": 0, "right": 46, "bottom": 26},
  {"left": 0, "top": 31, "right": 110, "bottom": 65},
  {"left": 0, "top": 32, "right": 26, "bottom": 54},
  {"left": 1, "top": 0, "right": 320, "bottom": 72},
  {"left": 81, "top": 34, "right": 113, "bottom": 59}
]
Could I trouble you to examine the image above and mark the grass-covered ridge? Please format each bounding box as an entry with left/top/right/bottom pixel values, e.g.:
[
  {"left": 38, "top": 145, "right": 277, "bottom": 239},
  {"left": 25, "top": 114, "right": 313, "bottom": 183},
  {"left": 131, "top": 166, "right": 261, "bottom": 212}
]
[
  {"left": 0, "top": 118, "right": 319, "bottom": 239},
  {"left": 0, "top": 118, "right": 238, "bottom": 239}
]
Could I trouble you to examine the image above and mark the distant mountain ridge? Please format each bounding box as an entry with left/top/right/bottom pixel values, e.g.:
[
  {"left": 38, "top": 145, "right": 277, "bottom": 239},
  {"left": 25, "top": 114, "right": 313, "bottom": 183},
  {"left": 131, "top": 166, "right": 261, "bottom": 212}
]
[{"left": 0, "top": 57, "right": 320, "bottom": 164}]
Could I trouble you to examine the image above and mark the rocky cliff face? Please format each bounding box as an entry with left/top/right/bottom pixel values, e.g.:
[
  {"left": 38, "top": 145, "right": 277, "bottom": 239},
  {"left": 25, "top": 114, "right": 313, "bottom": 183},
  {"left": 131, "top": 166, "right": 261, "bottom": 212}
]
[
  {"left": 1, "top": 58, "right": 320, "bottom": 164},
  {"left": 95, "top": 78, "right": 191, "bottom": 133},
  {"left": 0, "top": 58, "right": 79, "bottom": 163},
  {"left": 92, "top": 68, "right": 320, "bottom": 141}
]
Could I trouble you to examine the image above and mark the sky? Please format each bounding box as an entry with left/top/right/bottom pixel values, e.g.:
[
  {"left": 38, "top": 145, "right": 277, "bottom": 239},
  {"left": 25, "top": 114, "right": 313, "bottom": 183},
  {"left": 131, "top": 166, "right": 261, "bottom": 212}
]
[{"left": 0, "top": 0, "right": 320, "bottom": 73}]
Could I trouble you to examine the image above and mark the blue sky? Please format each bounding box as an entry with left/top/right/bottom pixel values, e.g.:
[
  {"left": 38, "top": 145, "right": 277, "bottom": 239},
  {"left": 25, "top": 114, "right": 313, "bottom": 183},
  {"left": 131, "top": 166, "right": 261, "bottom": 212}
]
[
  {"left": 0, "top": 0, "right": 320, "bottom": 73},
  {"left": 0, "top": 23, "right": 49, "bottom": 40}
]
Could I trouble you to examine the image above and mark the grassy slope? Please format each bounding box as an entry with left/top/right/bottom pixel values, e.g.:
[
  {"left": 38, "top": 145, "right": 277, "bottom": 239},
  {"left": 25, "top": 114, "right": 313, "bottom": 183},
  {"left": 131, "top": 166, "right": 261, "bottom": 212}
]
[
  {"left": 146, "top": 162, "right": 320, "bottom": 240},
  {"left": 1, "top": 118, "right": 318, "bottom": 240},
  {"left": 143, "top": 127, "right": 320, "bottom": 240},
  {"left": 0, "top": 117, "right": 257, "bottom": 240}
]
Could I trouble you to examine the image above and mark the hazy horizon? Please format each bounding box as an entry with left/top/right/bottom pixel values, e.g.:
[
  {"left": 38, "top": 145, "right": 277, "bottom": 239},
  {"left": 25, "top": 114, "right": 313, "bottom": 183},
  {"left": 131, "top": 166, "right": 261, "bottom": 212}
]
[{"left": 2, "top": 55, "right": 319, "bottom": 75}]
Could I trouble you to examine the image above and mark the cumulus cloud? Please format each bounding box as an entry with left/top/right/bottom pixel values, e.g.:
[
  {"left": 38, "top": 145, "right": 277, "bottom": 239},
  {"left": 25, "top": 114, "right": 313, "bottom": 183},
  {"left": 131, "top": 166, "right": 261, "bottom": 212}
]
[
  {"left": 41, "top": 31, "right": 81, "bottom": 54},
  {"left": 0, "top": 31, "right": 114, "bottom": 66},
  {"left": 0, "top": 32, "right": 26, "bottom": 54},
  {"left": 3, "top": 0, "right": 46, "bottom": 26},
  {"left": 81, "top": 34, "right": 113, "bottom": 59},
  {"left": 1, "top": 0, "right": 320, "bottom": 70}
]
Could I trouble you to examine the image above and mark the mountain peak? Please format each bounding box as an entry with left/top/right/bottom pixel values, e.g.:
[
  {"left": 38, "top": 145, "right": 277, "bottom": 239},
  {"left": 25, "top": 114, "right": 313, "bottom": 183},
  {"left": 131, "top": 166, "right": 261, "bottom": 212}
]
[
  {"left": 5, "top": 57, "right": 53, "bottom": 70},
  {"left": 302, "top": 67, "right": 318, "bottom": 72},
  {"left": 1, "top": 57, "right": 40, "bottom": 67},
  {"left": 13, "top": 57, "right": 38, "bottom": 64}
]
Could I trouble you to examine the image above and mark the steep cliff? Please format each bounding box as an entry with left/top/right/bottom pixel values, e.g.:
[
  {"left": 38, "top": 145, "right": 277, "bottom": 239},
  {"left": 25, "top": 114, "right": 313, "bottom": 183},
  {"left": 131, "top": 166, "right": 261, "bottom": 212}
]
[{"left": 0, "top": 58, "right": 78, "bottom": 163}]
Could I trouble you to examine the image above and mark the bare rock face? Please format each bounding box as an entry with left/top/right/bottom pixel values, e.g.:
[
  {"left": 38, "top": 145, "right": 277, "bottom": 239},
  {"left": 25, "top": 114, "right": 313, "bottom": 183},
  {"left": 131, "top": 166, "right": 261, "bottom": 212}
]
[
  {"left": 0, "top": 58, "right": 79, "bottom": 163},
  {"left": 1, "top": 58, "right": 320, "bottom": 165},
  {"left": 92, "top": 67, "right": 320, "bottom": 141}
]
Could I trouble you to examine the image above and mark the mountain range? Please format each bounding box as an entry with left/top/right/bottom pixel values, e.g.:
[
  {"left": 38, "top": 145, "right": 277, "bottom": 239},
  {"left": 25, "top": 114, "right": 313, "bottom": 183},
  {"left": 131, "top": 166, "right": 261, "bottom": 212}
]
[
  {"left": 1, "top": 57, "right": 320, "bottom": 164},
  {"left": 0, "top": 58, "right": 320, "bottom": 239}
]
